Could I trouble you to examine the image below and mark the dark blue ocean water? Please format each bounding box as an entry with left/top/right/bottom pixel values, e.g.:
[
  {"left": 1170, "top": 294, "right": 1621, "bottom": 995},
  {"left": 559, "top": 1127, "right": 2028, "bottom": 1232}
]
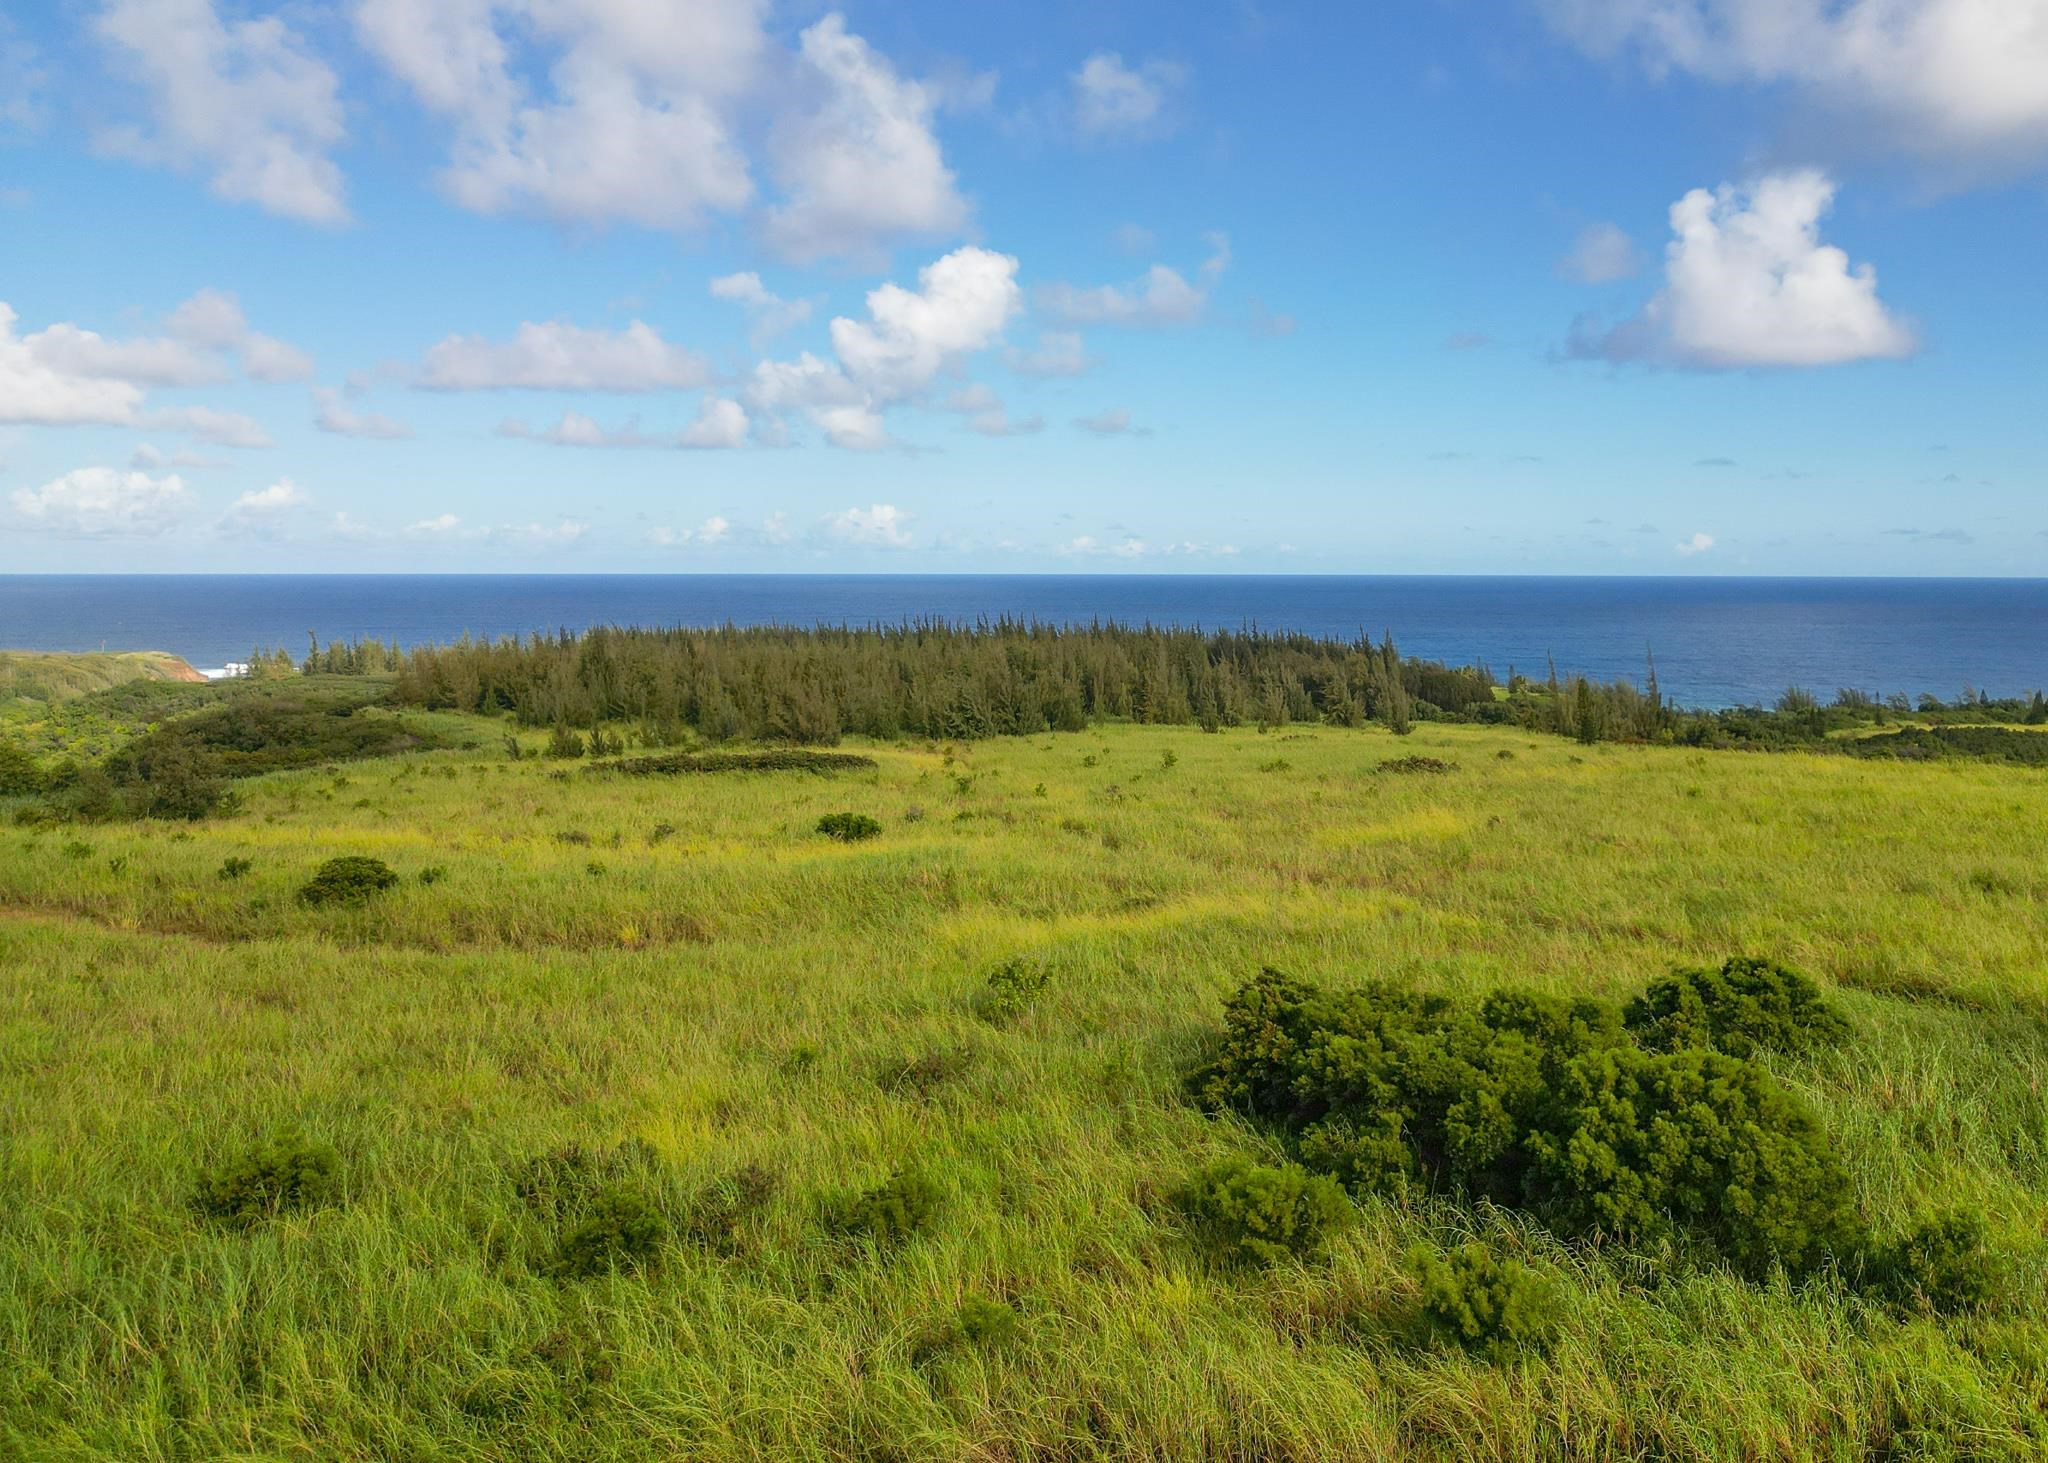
[{"left": 2, "top": 575, "right": 2044, "bottom": 710}]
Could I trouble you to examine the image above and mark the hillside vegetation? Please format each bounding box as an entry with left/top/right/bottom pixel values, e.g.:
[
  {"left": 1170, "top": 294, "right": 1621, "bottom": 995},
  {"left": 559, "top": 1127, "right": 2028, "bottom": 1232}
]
[
  {"left": 3, "top": 692, "right": 2046, "bottom": 1459},
  {"left": 0, "top": 649, "right": 202, "bottom": 703}
]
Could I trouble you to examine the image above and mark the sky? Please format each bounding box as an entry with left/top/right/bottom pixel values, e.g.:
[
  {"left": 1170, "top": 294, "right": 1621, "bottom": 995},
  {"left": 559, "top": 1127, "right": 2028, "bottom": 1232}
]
[{"left": 1, "top": 0, "right": 2046, "bottom": 575}]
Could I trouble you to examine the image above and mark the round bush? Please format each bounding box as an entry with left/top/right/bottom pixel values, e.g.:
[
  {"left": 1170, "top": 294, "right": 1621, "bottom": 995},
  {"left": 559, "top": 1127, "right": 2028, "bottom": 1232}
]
[
  {"left": 825, "top": 1170, "right": 942, "bottom": 1247},
  {"left": 1408, "top": 1242, "right": 1562, "bottom": 1361},
  {"left": 1178, "top": 1155, "right": 1351, "bottom": 1266},
  {"left": 817, "top": 811, "right": 883, "bottom": 843},
  {"left": 1624, "top": 956, "right": 1850, "bottom": 1058},
  {"left": 194, "top": 1130, "right": 341, "bottom": 1226},
  {"left": 298, "top": 855, "right": 400, "bottom": 906},
  {"left": 550, "top": 1185, "right": 668, "bottom": 1278}
]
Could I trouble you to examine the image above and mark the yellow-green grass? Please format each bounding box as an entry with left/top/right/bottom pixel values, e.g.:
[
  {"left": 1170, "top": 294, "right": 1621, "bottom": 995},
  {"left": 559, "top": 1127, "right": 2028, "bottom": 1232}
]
[
  {"left": 0, "top": 650, "right": 202, "bottom": 702},
  {"left": 3, "top": 720, "right": 2046, "bottom": 1460}
]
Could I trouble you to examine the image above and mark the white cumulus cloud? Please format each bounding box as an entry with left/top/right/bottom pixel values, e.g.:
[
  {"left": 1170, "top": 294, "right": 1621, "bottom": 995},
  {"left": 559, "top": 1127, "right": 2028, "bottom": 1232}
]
[
  {"left": 824, "top": 502, "right": 912, "bottom": 547},
  {"left": 1071, "top": 52, "right": 1187, "bottom": 139},
  {"left": 11, "top": 466, "right": 192, "bottom": 536},
  {"left": 1676, "top": 530, "right": 1716, "bottom": 555},
  {"left": 1568, "top": 171, "right": 1915, "bottom": 368},
  {"left": 1538, "top": 0, "right": 2048, "bottom": 172},
  {"left": 315, "top": 387, "right": 412, "bottom": 439},
  {"left": 420, "top": 318, "right": 712, "bottom": 390},
  {"left": 1038, "top": 234, "right": 1228, "bottom": 327},
  {"left": 167, "top": 288, "right": 315, "bottom": 381},
  {"left": 1559, "top": 221, "right": 1644, "bottom": 283},
  {"left": 763, "top": 14, "right": 969, "bottom": 263},
  {"left": 709, "top": 271, "right": 813, "bottom": 347},
  {"left": 94, "top": 0, "right": 348, "bottom": 223}
]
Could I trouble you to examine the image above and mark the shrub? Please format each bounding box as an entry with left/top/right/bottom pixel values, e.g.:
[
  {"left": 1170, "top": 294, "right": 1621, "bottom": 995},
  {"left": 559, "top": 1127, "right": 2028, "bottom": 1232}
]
[
  {"left": 1177, "top": 1156, "right": 1350, "bottom": 1267},
  {"left": 1865, "top": 1209, "right": 2004, "bottom": 1315},
  {"left": 1375, "top": 755, "right": 1454, "bottom": 775},
  {"left": 297, "top": 855, "right": 399, "bottom": 906},
  {"left": 194, "top": 1130, "right": 341, "bottom": 1225},
  {"left": 417, "top": 865, "right": 446, "bottom": 885},
  {"left": 0, "top": 741, "right": 44, "bottom": 796},
  {"left": 217, "top": 856, "right": 253, "bottom": 880},
  {"left": 1524, "top": 1043, "right": 1857, "bottom": 1277},
  {"left": 817, "top": 811, "right": 882, "bottom": 842},
  {"left": 914, "top": 1294, "right": 1023, "bottom": 1365},
  {"left": 825, "top": 1170, "right": 942, "bottom": 1247},
  {"left": 1408, "top": 1242, "right": 1563, "bottom": 1361},
  {"left": 877, "top": 1047, "right": 975, "bottom": 1099},
  {"left": 980, "top": 958, "right": 1051, "bottom": 1024},
  {"left": 1624, "top": 956, "right": 1851, "bottom": 1058},
  {"left": 1191, "top": 969, "right": 1862, "bottom": 1278},
  {"left": 648, "top": 821, "right": 677, "bottom": 844},
  {"left": 546, "top": 724, "right": 586, "bottom": 759},
  {"left": 550, "top": 1186, "right": 668, "bottom": 1279}
]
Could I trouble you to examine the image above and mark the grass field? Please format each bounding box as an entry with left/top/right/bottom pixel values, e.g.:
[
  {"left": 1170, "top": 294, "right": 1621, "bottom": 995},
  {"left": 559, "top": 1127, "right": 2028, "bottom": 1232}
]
[{"left": 4, "top": 715, "right": 2046, "bottom": 1459}]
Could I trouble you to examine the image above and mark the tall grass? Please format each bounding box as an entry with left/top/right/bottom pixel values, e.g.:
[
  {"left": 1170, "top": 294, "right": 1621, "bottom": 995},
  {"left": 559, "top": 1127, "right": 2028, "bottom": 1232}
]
[{"left": 3, "top": 719, "right": 2045, "bottom": 1459}]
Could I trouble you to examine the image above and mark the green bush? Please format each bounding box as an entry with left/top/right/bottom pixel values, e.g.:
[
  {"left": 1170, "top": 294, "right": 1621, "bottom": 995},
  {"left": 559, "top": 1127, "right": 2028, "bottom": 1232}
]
[
  {"left": 1191, "top": 969, "right": 1862, "bottom": 1278},
  {"left": 546, "top": 725, "right": 586, "bottom": 759},
  {"left": 1177, "top": 1156, "right": 1351, "bottom": 1266},
  {"left": 1624, "top": 956, "right": 1850, "bottom": 1058},
  {"left": 549, "top": 1186, "right": 668, "bottom": 1279},
  {"left": 297, "top": 855, "right": 400, "bottom": 906},
  {"left": 1525, "top": 1043, "right": 1857, "bottom": 1277},
  {"left": 817, "top": 811, "right": 882, "bottom": 842},
  {"left": 194, "top": 1130, "right": 341, "bottom": 1226},
  {"left": 217, "top": 856, "right": 253, "bottom": 880},
  {"left": 980, "top": 958, "right": 1051, "bottom": 1024},
  {"left": 0, "top": 741, "right": 44, "bottom": 796},
  {"left": 1865, "top": 1209, "right": 2004, "bottom": 1315},
  {"left": 825, "top": 1170, "right": 942, "bottom": 1247},
  {"left": 1408, "top": 1242, "right": 1563, "bottom": 1361}
]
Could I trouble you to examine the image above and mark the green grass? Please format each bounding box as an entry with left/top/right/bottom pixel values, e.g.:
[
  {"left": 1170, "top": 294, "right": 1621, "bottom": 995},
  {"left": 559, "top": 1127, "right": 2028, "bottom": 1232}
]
[
  {"left": 3, "top": 718, "right": 2046, "bottom": 1459},
  {"left": 0, "top": 650, "right": 203, "bottom": 703}
]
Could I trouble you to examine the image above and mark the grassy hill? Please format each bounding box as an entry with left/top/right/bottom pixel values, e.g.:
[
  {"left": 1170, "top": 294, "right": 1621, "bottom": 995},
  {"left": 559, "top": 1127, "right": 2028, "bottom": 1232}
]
[
  {"left": 3, "top": 715, "right": 2045, "bottom": 1459},
  {"left": 0, "top": 649, "right": 205, "bottom": 704}
]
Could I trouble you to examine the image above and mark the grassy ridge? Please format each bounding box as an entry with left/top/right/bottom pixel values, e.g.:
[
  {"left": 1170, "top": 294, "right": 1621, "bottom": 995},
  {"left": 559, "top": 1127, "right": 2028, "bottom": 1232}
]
[
  {"left": 0, "top": 650, "right": 202, "bottom": 702},
  {"left": 3, "top": 719, "right": 2046, "bottom": 1458}
]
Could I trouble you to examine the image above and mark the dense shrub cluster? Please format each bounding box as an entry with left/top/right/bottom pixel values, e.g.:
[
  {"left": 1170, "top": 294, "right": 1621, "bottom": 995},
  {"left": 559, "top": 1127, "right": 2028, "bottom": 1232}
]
[
  {"left": 194, "top": 1130, "right": 341, "bottom": 1226},
  {"left": 550, "top": 1187, "right": 668, "bottom": 1279},
  {"left": 817, "top": 812, "right": 883, "bottom": 842},
  {"left": 298, "top": 855, "right": 400, "bottom": 906},
  {"left": 1408, "top": 1242, "right": 1563, "bottom": 1360},
  {"left": 1191, "top": 964, "right": 1863, "bottom": 1278},
  {"left": 1177, "top": 1156, "right": 1351, "bottom": 1267},
  {"left": 1624, "top": 956, "right": 1852, "bottom": 1058},
  {"left": 825, "top": 1170, "right": 942, "bottom": 1247},
  {"left": 980, "top": 958, "right": 1051, "bottom": 1024},
  {"left": 1861, "top": 1210, "right": 2005, "bottom": 1316}
]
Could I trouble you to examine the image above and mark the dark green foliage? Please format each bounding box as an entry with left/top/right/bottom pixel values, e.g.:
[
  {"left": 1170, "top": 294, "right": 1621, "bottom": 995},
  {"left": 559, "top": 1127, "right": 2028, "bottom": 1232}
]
[
  {"left": 194, "top": 1130, "right": 341, "bottom": 1226},
  {"left": 546, "top": 724, "right": 586, "bottom": 759},
  {"left": 513, "top": 1140, "right": 661, "bottom": 1222},
  {"left": 1192, "top": 969, "right": 1862, "bottom": 1278},
  {"left": 417, "top": 865, "right": 446, "bottom": 885},
  {"left": 1376, "top": 755, "right": 1453, "bottom": 775},
  {"left": 1844, "top": 726, "right": 2048, "bottom": 765},
  {"left": 980, "top": 957, "right": 1051, "bottom": 1023},
  {"left": 817, "top": 811, "right": 882, "bottom": 842},
  {"left": 914, "top": 1294, "right": 1022, "bottom": 1365},
  {"left": 1408, "top": 1243, "right": 1563, "bottom": 1361},
  {"left": 1864, "top": 1210, "right": 2005, "bottom": 1315},
  {"left": 297, "top": 855, "right": 400, "bottom": 906},
  {"left": 0, "top": 740, "right": 44, "bottom": 796},
  {"left": 549, "top": 1186, "right": 667, "bottom": 1279},
  {"left": 391, "top": 622, "right": 1493, "bottom": 742},
  {"left": 217, "top": 856, "right": 253, "bottom": 880},
  {"left": 1524, "top": 1043, "right": 1858, "bottom": 1277},
  {"left": 106, "top": 685, "right": 435, "bottom": 782},
  {"left": 1177, "top": 1156, "right": 1351, "bottom": 1267},
  {"left": 1625, "top": 956, "right": 1851, "bottom": 1058},
  {"left": 596, "top": 749, "right": 877, "bottom": 776},
  {"left": 825, "top": 1170, "right": 942, "bottom": 1247}
]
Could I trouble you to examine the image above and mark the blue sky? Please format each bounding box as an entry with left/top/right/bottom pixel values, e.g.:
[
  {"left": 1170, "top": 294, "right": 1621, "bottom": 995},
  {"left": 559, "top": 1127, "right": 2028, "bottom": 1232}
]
[{"left": 2, "top": 0, "right": 2045, "bottom": 574}]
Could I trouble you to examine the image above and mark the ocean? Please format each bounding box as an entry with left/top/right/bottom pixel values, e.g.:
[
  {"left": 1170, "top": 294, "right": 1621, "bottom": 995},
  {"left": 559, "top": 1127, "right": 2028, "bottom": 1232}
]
[{"left": 2, "top": 574, "right": 2044, "bottom": 710}]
